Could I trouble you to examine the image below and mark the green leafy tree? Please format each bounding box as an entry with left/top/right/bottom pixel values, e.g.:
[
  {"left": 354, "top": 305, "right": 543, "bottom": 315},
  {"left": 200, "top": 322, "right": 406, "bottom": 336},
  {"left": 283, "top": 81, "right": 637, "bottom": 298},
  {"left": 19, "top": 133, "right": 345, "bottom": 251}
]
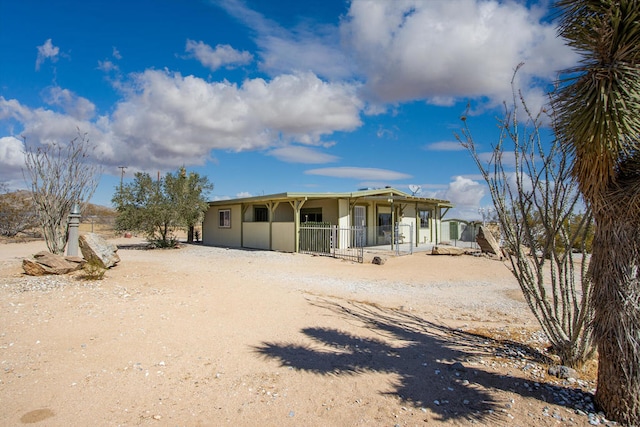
[
  {"left": 554, "top": 1, "right": 640, "bottom": 423},
  {"left": 165, "top": 167, "right": 213, "bottom": 243},
  {"left": 112, "top": 168, "right": 212, "bottom": 246}
]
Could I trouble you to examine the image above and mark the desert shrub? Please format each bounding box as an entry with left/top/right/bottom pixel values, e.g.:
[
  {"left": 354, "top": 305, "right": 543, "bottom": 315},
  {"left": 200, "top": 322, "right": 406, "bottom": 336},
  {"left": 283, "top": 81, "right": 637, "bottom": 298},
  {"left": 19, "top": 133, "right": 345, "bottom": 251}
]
[
  {"left": 82, "top": 257, "right": 106, "bottom": 280},
  {"left": 0, "top": 191, "right": 38, "bottom": 237},
  {"left": 457, "top": 66, "right": 594, "bottom": 368},
  {"left": 149, "top": 235, "right": 180, "bottom": 249}
]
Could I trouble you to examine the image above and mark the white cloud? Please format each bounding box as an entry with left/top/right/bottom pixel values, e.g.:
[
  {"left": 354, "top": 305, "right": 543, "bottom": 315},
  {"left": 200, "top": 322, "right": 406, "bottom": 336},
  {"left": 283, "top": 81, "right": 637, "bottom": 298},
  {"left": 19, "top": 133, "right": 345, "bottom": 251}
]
[
  {"left": 268, "top": 145, "right": 339, "bottom": 164},
  {"left": 507, "top": 170, "right": 534, "bottom": 194},
  {"left": 458, "top": 173, "right": 485, "bottom": 181},
  {"left": 218, "top": 1, "right": 574, "bottom": 112},
  {"left": 185, "top": 40, "right": 253, "bottom": 71},
  {"left": 438, "top": 176, "right": 485, "bottom": 207},
  {"left": 35, "top": 39, "right": 60, "bottom": 71},
  {"left": 217, "top": 0, "right": 354, "bottom": 80},
  {"left": 0, "top": 96, "right": 100, "bottom": 148},
  {"left": 434, "top": 176, "right": 486, "bottom": 220},
  {"left": 305, "top": 167, "right": 411, "bottom": 181},
  {"left": 108, "top": 69, "right": 362, "bottom": 166},
  {"left": 257, "top": 29, "right": 353, "bottom": 80},
  {"left": 44, "top": 87, "right": 96, "bottom": 120},
  {"left": 376, "top": 125, "right": 398, "bottom": 139},
  {"left": 478, "top": 150, "right": 517, "bottom": 168},
  {"left": 242, "top": 72, "right": 362, "bottom": 141},
  {"left": 98, "top": 60, "right": 118, "bottom": 73},
  {"left": 0, "top": 136, "right": 26, "bottom": 181},
  {"left": 0, "top": 70, "right": 362, "bottom": 172},
  {"left": 425, "top": 140, "right": 465, "bottom": 151},
  {"left": 341, "top": 0, "right": 577, "bottom": 106},
  {"left": 216, "top": 0, "right": 574, "bottom": 112}
]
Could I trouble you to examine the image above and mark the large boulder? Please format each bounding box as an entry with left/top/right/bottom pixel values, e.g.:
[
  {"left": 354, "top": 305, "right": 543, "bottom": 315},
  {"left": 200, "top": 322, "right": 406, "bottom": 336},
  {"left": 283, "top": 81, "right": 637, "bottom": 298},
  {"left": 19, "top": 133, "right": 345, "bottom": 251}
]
[
  {"left": 23, "top": 251, "right": 82, "bottom": 276},
  {"left": 79, "top": 233, "right": 120, "bottom": 269},
  {"left": 476, "top": 225, "right": 502, "bottom": 257}
]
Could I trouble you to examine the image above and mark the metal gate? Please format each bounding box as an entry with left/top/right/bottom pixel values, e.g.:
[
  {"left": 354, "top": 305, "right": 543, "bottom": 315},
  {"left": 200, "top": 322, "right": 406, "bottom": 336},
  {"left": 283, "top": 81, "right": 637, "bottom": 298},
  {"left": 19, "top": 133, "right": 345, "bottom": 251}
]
[
  {"left": 393, "top": 223, "right": 414, "bottom": 256},
  {"left": 373, "top": 223, "right": 414, "bottom": 256},
  {"left": 299, "top": 224, "right": 364, "bottom": 263}
]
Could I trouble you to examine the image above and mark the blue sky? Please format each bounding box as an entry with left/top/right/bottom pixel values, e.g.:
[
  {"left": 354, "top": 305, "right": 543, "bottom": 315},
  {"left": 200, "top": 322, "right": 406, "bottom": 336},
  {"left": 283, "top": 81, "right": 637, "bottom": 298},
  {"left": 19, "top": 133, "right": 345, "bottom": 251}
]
[{"left": 0, "top": 0, "right": 576, "bottom": 219}]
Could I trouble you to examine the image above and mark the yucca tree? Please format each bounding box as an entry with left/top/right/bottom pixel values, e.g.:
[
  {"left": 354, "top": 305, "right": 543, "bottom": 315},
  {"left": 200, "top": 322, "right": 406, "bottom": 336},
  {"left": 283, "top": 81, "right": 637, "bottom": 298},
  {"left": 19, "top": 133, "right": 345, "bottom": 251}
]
[{"left": 554, "top": 0, "right": 640, "bottom": 424}]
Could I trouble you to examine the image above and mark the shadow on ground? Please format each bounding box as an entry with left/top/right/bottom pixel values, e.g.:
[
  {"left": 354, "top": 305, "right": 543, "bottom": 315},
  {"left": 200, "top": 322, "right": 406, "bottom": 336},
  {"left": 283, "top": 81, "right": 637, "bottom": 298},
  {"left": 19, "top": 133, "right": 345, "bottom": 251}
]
[{"left": 254, "top": 297, "right": 591, "bottom": 424}]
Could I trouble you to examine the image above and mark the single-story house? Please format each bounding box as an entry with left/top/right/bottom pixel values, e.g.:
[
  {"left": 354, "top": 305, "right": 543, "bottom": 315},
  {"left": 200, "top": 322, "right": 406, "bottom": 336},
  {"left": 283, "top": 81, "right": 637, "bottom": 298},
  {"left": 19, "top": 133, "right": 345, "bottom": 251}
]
[{"left": 202, "top": 188, "right": 452, "bottom": 253}]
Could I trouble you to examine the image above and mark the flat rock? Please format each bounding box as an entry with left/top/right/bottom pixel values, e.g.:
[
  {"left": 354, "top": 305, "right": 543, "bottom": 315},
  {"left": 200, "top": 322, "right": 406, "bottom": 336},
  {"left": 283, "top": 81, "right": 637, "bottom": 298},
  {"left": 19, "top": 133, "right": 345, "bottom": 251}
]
[
  {"left": 23, "top": 251, "right": 81, "bottom": 276},
  {"left": 431, "top": 246, "right": 467, "bottom": 256},
  {"left": 23, "top": 258, "right": 53, "bottom": 276},
  {"left": 79, "top": 233, "right": 120, "bottom": 269}
]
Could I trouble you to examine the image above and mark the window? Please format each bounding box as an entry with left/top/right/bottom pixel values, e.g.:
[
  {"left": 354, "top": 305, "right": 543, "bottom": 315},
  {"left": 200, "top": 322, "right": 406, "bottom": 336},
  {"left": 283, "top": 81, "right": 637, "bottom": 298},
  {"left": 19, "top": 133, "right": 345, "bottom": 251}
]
[
  {"left": 254, "top": 206, "right": 268, "bottom": 222},
  {"left": 419, "top": 210, "right": 430, "bottom": 228},
  {"left": 301, "top": 208, "right": 322, "bottom": 223},
  {"left": 377, "top": 212, "right": 392, "bottom": 235},
  {"left": 219, "top": 209, "right": 231, "bottom": 228},
  {"left": 378, "top": 213, "right": 391, "bottom": 228}
]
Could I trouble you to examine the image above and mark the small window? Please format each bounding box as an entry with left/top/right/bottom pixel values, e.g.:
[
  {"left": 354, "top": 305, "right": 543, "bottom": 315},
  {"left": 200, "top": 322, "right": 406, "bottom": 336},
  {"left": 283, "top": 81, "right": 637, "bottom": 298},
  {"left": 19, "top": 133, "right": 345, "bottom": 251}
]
[
  {"left": 219, "top": 209, "right": 231, "bottom": 228},
  {"left": 419, "top": 210, "right": 430, "bottom": 228},
  {"left": 254, "top": 206, "right": 269, "bottom": 222},
  {"left": 301, "top": 208, "right": 322, "bottom": 223}
]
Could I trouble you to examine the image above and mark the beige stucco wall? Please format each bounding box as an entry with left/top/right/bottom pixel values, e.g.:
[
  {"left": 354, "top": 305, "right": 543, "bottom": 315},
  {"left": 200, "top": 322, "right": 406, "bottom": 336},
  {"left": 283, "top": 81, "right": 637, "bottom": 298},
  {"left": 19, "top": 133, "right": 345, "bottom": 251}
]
[
  {"left": 243, "top": 222, "right": 270, "bottom": 250},
  {"left": 338, "top": 199, "right": 350, "bottom": 228},
  {"left": 202, "top": 204, "right": 242, "bottom": 248},
  {"left": 273, "top": 203, "right": 294, "bottom": 222},
  {"left": 272, "top": 222, "right": 295, "bottom": 252},
  {"left": 301, "top": 199, "right": 338, "bottom": 224},
  {"left": 418, "top": 223, "right": 432, "bottom": 244}
]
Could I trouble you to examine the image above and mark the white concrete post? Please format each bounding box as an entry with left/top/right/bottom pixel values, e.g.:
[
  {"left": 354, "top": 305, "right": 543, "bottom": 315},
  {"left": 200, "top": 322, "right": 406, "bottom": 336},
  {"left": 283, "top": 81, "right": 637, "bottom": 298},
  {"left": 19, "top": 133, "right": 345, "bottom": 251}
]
[{"left": 67, "top": 203, "right": 81, "bottom": 256}]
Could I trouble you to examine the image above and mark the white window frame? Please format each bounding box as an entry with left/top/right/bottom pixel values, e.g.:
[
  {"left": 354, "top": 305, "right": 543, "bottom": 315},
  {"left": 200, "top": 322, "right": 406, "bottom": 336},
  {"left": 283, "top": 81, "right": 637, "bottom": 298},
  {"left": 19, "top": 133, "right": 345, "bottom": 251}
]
[
  {"left": 419, "top": 209, "right": 430, "bottom": 229},
  {"left": 219, "top": 209, "right": 231, "bottom": 228}
]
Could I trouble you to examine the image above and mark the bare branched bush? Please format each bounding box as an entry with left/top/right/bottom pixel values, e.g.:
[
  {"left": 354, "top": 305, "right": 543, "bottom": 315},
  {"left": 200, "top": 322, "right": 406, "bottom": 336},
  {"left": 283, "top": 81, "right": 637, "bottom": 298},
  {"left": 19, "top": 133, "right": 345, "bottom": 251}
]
[
  {"left": 23, "top": 131, "right": 100, "bottom": 254},
  {"left": 0, "top": 189, "right": 38, "bottom": 237},
  {"left": 456, "top": 68, "right": 594, "bottom": 368}
]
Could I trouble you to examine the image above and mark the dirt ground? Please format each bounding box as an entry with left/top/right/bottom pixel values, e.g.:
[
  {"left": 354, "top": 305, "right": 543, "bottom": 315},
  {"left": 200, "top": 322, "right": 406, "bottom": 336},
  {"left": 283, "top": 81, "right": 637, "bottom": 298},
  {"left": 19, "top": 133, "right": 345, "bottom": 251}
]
[{"left": 0, "top": 237, "right": 608, "bottom": 426}]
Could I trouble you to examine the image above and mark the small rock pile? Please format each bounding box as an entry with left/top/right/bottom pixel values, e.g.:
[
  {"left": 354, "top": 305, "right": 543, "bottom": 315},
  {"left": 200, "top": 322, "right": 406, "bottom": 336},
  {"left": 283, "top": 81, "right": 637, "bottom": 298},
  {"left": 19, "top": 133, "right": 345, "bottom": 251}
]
[{"left": 22, "top": 233, "right": 119, "bottom": 276}]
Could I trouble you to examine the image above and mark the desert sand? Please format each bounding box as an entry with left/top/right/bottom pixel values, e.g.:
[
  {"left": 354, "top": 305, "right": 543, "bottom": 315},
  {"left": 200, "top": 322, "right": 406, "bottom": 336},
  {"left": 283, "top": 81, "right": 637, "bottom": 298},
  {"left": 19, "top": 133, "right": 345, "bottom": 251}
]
[{"left": 0, "top": 237, "right": 606, "bottom": 426}]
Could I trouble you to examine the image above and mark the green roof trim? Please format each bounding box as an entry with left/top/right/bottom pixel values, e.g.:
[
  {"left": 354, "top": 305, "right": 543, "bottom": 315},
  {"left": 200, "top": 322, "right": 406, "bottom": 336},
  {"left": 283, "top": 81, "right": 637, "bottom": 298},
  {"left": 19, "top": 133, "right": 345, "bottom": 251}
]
[{"left": 208, "top": 187, "right": 453, "bottom": 208}]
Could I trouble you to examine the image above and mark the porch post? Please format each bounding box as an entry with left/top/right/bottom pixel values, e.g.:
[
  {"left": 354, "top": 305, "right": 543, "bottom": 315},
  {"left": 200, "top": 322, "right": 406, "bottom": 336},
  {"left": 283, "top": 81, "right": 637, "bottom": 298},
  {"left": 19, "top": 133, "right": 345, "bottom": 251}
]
[
  {"left": 289, "top": 199, "right": 306, "bottom": 253},
  {"left": 241, "top": 204, "right": 250, "bottom": 248},
  {"left": 415, "top": 202, "right": 419, "bottom": 247},
  {"left": 390, "top": 198, "right": 395, "bottom": 251}
]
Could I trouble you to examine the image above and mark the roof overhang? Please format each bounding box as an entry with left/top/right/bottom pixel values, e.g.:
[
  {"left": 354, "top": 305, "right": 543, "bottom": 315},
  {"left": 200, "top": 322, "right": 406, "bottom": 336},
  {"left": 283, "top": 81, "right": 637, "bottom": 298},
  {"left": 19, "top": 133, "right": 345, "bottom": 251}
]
[{"left": 208, "top": 187, "right": 453, "bottom": 208}]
